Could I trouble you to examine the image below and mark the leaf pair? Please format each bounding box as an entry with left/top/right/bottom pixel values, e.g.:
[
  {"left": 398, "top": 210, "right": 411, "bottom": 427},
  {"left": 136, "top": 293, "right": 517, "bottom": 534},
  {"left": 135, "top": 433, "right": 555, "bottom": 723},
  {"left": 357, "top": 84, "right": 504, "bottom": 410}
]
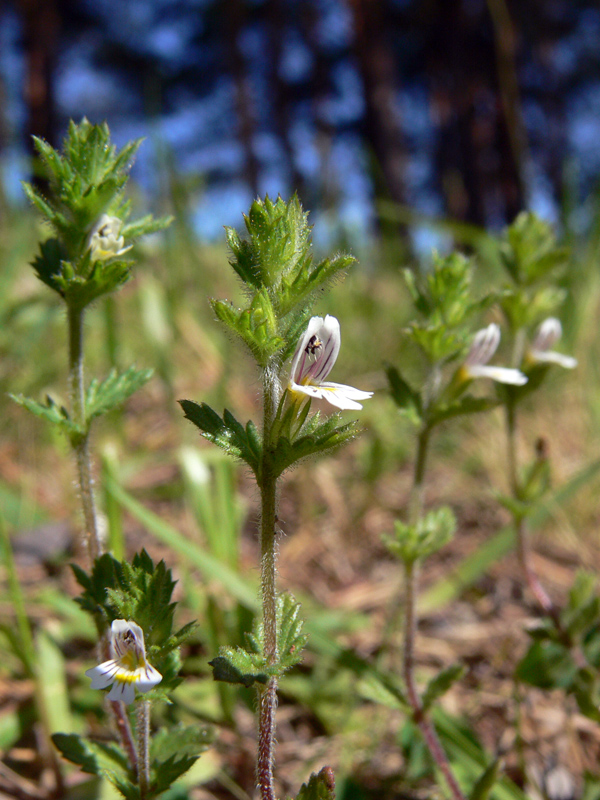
[
  {"left": 210, "top": 594, "right": 308, "bottom": 688},
  {"left": 11, "top": 366, "right": 152, "bottom": 442},
  {"left": 53, "top": 723, "right": 212, "bottom": 800}
]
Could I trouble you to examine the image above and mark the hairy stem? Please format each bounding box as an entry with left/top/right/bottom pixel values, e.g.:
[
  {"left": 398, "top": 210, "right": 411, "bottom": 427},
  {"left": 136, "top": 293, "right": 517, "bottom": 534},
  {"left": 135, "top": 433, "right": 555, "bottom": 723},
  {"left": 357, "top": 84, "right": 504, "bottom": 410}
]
[
  {"left": 404, "top": 561, "right": 467, "bottom": 800},
  {"left": 111, "top": 700, "right": 138, "bottom": 774},
  {"left": 68, "top": 304, "right": 102, "bottom": 561},
  {"left": 137, "top": 700, "right": 151, "bottom": 799},
  {"left": 402, "top": 426, "right": 466, "bottom": 800},
  {"left": 504, "top": 402, "right": 555, "bottom": 615},
  {"left": 257, "top": 363, "right": 280, "bottom": 800}
]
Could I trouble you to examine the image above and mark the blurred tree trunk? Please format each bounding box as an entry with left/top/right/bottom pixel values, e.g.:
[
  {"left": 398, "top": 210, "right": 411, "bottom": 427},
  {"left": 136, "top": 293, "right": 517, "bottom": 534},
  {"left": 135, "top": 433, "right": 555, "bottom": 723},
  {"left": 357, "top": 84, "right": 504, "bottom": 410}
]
[
  {"left": 20, "top": 0, "right": 60, "bottom": 179},
  {"left": 228, "top": 0, "right": 260, "bottom": 198},
  {"left": 426, "top": 0, "right": 524, "bottom": 225},
  {"left": 348, "top": 0, "right": 406, "bottom": 209}
]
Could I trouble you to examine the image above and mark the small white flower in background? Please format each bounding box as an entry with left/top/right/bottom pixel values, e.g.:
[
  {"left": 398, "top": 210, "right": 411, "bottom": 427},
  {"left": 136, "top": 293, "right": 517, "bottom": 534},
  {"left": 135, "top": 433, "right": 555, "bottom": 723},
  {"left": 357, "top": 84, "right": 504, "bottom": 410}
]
[
  {"left": 529, "top": 317, "right": 577, "bottom": 369},
  {"left": 463, "top": 323, "right": 527, "bottom": 385},
  {"left": 85, "top": 619, "right": 162, "bottom": 705},
  {"left": 88, "top": 214, "right": 132, "bottom": 261},
  {"left": 288, "top": 315, "right": 373, "bottom": 410}
]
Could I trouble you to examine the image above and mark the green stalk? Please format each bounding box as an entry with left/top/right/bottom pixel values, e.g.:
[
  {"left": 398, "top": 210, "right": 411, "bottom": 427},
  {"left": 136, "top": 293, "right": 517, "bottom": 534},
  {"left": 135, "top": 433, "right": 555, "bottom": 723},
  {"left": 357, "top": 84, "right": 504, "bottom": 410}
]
[
  {"left": 67, "top": 304, "right": 102, "bottom": 561},
  {"left": 137, "top": 700, "right": 151, "bottom": 798},
  {"left": 402, "top": 426, "right": 467, "bottom": 800},
  {"left": 257, "top": 362, "right": 280, "bottom": 800},
  {"left": 504, "top": 401, "right": 554, "bottom": 615},
  {"left": 69, "top": 305, "right": 138, "bottom": 769}
]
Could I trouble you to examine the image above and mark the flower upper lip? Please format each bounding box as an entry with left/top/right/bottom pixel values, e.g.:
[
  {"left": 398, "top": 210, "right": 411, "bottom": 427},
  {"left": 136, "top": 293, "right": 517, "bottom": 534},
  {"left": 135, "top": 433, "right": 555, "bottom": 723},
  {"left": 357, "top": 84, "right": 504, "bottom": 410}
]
[
  {"left": 463, "top": 323, "right": 527, "bottom": 386},
  {"left": 288, "top": 315, "right": 373, "bottom": 411},
  {"left": 528, "top": 317, "right": 577, "bottom": 369}
]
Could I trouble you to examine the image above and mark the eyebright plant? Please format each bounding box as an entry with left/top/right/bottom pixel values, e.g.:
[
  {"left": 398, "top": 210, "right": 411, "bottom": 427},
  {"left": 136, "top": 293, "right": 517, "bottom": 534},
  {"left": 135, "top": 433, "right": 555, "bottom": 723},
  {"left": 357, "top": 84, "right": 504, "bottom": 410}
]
[
  {"left": 10, "top": 120, "right": 208, "bottom": 800},
  {"left": 380, "top": 252, "right": 527, "bottom": 800},
  {"left": 180, "top": 194, "right": 372, "bottom": 800}
]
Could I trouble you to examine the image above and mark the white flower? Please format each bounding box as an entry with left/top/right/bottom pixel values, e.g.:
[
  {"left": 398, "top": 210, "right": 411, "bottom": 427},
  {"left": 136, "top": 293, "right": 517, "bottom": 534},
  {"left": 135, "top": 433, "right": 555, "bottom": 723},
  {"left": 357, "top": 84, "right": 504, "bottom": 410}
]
[
  {"left": 463, "top": 323, "right": 527, "bottom": 385},
  {"left": 85, "top": 619, "right": 162, "bottom": 705},
  {"left": 88, "top": 214, "right": 132, "bottom": 261},
  {"left": 529, "top": 318, "right": 577, "bottom": 369},
  {"left": 288, "top": 315, "right": 373, "bottom": 410}
]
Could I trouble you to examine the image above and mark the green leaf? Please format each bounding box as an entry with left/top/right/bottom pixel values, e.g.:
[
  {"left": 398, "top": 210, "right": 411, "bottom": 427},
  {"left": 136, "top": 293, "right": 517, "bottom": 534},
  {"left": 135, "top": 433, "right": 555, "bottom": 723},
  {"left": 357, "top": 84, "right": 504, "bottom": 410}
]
[
  {"left": 151, "top": 724, "right": 214, "bottom": 763},
  {"left": 151, "top": 754, "right": 201, "bottom": 797},
  {"left": 179, "top": 400, "right": 261, "bottom": 477},
  {"left": 384, "top": 506, "right": 456, "bottom": 565},
  {"left": 516, "top": 640, "right": 576, "bottom": 690},
  {"left": 10, "top": 393, "right": 79, "bottom": 436},
  {"left": 500, "top": 212, "right": 569, "bottom": 287},
  {"left": 429, "top": 396, "right": 499, "bottom": 427},
  {"left": 385, "top": 365, "right": 422, "bottom": 421},
  {"left": 469, "top": 759, "right": 502, "bottom": 800},
  {"left": 209, "top": 651, "right": 269, "bottom": 688},
  {"left": 211, "top": 291, "right": 285, "bottom": 367},
  {"left": 276, "top": 594, "right": 308, "bottom": 671},
  {"left": 210, "top": 594, "right": 307, "bottom": 686},
  {"left": 271, "top": 413, "right": 359, "bottom": 477},
  {"left": 52, "top": 733, "right": 135, "bottom": 797},
  {"left": 121, "top": 214, "right": 173, "bottom": 239},
  {"left": 292, "top": 767, "right": 336, "bottom": 800},
  {"left": 421, "top": 663, "right": 465, "bottom": 711},
  {"left": 86, "top": 366, "right": 153, "bottom": 422}
]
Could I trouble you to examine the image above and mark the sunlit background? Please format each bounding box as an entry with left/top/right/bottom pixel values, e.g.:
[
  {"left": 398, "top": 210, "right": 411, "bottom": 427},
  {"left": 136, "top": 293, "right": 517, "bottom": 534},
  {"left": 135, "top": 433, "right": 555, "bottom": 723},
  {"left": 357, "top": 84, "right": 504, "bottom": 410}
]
[{"left": 3, "top": 0, "right": 600, "bottom": 250}]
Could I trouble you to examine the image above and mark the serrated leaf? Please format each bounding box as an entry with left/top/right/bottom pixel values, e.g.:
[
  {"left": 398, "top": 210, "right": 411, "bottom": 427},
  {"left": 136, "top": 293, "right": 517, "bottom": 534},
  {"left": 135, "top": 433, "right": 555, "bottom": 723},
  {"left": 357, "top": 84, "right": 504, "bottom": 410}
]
[
  {"left": 429, "top": 396, "right": 499, "bottom": 427},
  {"left": 151, "top": 724, "right": 214, "bottom": 763},
  {"left": 292, "top": 767, "right": 336, "bottom": 800},
  {"left": 209, "top": 652, "right": 268, "bottom": 687},
  {"left": 151, "top": 754, "right": 200, "bottom": 796},
  {"left": 121, "top": 214, "right": 173, "bottom": 239},
  {"left": 10, "top": 393, "right": 80, "bottom": 436},
  {"left": 277, "top": 594, "right": 308, "bottom": 670},
  {"left": 271, "top": 416, "right": 359, "bottom": 477},
  {"left": 86, "top": 366, "right": 153, "bottom": 422},
  {"left": 52, "top": 733, "right": 133, "bottom": 790},
  {"left": 421, "top": 663, "right": 465, "bottom": 711},
  {"left": 179, "top": 400, "right": 260, "bottom": 476}
]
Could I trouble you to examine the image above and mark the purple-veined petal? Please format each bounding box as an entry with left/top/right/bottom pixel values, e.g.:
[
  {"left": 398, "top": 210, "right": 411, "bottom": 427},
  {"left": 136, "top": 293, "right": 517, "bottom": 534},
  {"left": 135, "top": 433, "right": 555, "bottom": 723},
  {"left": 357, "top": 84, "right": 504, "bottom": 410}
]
[
  {"left": 290, "top": 315, "right": 341, "bottom": 385},
  {"left": 107, "top": 679, "right": 137, "bottom": 705},
  {"left": 136, "top": 664, "right": 163, "bottom": 693},
  {"left": 86, "top": 660, "right": 120, "bottom": 689},
  {"left": 465, "top": 324, "right": 501, "bottom": 367},
  {"left": 467, "top": 365, "right": 527, "bottom": 385}
]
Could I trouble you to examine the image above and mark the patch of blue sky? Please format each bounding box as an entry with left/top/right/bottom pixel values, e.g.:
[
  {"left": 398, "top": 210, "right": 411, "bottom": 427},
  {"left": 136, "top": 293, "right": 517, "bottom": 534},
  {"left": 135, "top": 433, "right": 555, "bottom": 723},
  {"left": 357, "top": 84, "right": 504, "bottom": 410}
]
[
  {"left": 192, "top": 181, "right": 254, "bottom": 240},
  {"left": 315, "top": 0, "right": 353, "bottom": 50},
  {"left": 55, "top": 39, "right": 142, "bottom": 120},
  {"left": 526, "top": 161, "right": 559, "bottom": 226},
  {"left": 254, "top": 132, "right": 287, "bottom": 166},
  {"left": 289, "top": 116, "right": 321, "bottom": 178},
  {"left": 0, "top": 146, "right": 29, "bottom": 205},
  {"left": 279, "top": 34, "right": 313, "bottom": 83},
  {"left": 398, "top": 85, "right": 435, "bottom": 146},
  {"left": 566, "top": 82, "right": 600, "bottom": 182},
  {"left": 0, "top": 8, "right": 26, "bottom": 136},
  {"left": 318, "top": 61, "right": 364, "bottom": 126}
]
